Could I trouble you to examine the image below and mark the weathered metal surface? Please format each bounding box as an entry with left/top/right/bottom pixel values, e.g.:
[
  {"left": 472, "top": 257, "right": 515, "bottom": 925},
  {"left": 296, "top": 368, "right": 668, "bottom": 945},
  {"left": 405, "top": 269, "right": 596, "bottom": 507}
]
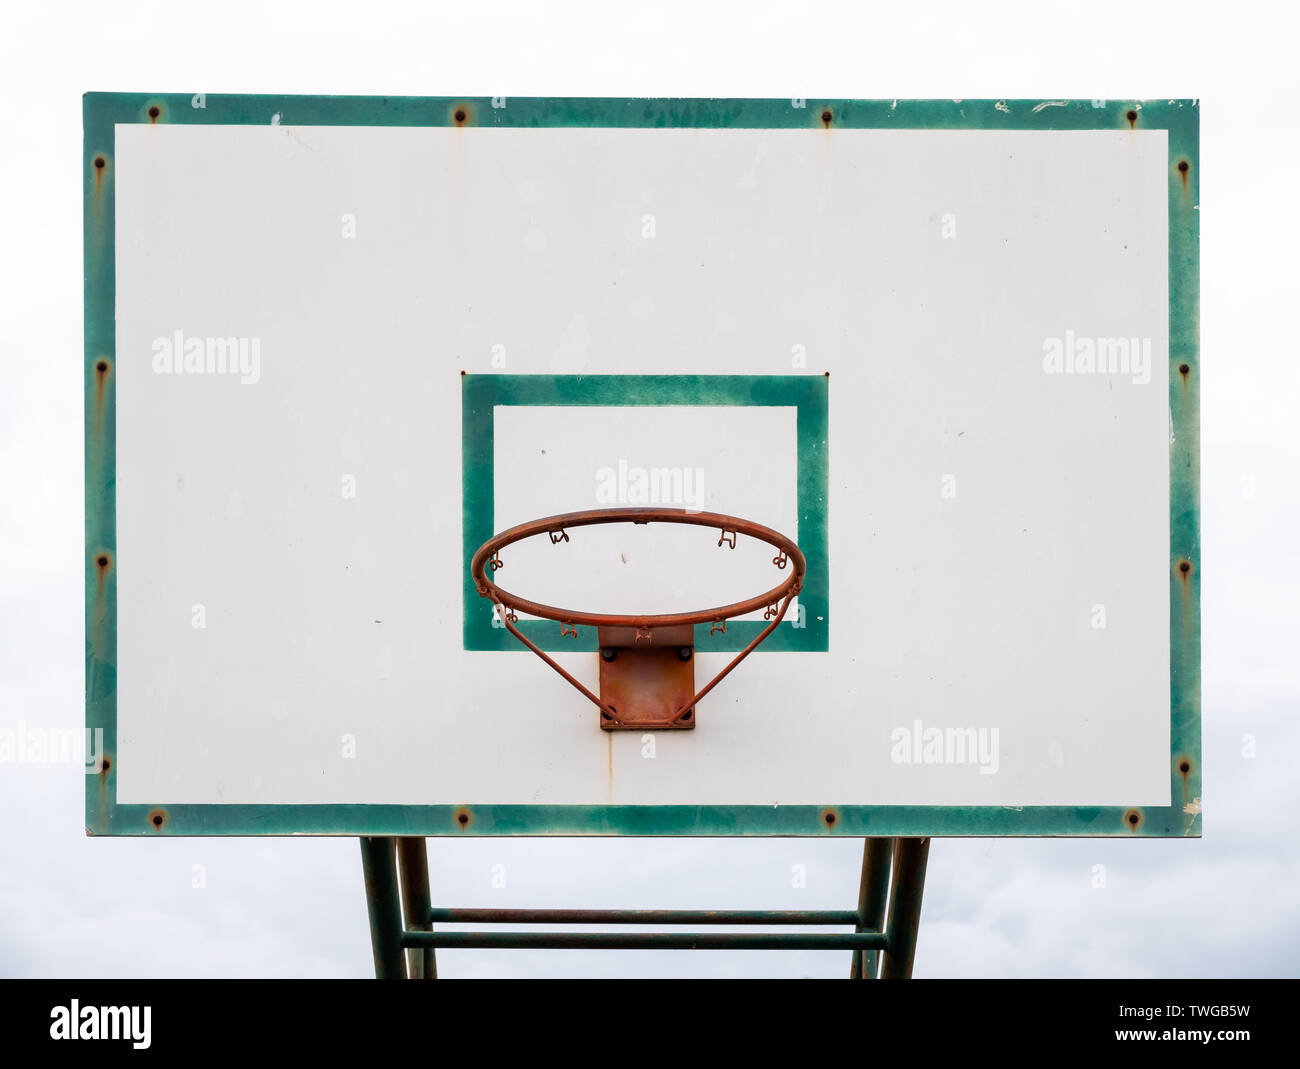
[
  {"left": 597, "top": 629, "right": 697, "bottom": 731},
  {"left": 368, "top": 839, "right": 927, "bottom": 976},
  {"left": 880, "top": 838, "right": 931, "bottom": 979},
  {"left": 473, "top": 507, "right": 805, "bottom": 729},
  {"left": 471, "top": 508, "right": 805, "bottom": 629},
  {"left": 84, "top": 95, "right": 1199, "bottom": 839},
  {"left": 426, "top": 908, "right": 861, "bottom": 925},
  {"left": 851, "top": 837, "right": 893, "bottom": 979},
  {"left": 403, "top": 931, "right": 886, "bottom": 951},
  {"left": 396, "top": 839, "right": 436, "bottom": 980},
  {"left": 359, "top": 837, "right": 406, "bottom": 979}
]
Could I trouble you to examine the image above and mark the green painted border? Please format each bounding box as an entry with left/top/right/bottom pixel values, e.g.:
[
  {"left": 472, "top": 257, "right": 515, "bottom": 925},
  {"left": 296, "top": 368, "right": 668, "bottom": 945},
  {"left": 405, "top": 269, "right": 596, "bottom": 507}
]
[
  {"left": 84, "top": 95, "right": 1199, "bottom": 838},
  {"left": 461, "top": 374, "right": 829, "bottom": 653}
]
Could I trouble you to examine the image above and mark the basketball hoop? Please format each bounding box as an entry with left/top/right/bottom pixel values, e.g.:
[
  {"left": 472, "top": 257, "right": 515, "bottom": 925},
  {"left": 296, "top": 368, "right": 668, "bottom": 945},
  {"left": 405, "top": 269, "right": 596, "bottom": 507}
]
[{"left": 470, "top": 507, "right": 805, "bottom": 730}]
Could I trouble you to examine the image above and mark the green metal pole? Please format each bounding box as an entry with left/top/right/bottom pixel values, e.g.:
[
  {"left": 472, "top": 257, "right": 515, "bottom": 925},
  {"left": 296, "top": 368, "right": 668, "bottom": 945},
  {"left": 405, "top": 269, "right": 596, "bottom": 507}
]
[
  {"left": 850, "top": 837, "right": 893, "bottom": 979},
  {"left": 880, "top": 837, "right": 930, "bottom": 979},
  {"left": 396, "top": 837, "right": 437, "bottom": 979},
  {"left": 402, "top": 930, "right": 886, "bottom": 951},
  {"left": 359, "top": 836, "right": 406, "bottom": 979},
  {"left": 428, "top": 908, "right": 859, "bottom": 925}
]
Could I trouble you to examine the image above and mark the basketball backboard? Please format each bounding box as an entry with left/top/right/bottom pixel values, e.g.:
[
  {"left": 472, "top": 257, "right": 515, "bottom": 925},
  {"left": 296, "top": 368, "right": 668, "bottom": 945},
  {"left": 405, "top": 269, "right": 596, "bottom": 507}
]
[{"left": 84, "top": 95, "right": 1199, "bottom": 837}]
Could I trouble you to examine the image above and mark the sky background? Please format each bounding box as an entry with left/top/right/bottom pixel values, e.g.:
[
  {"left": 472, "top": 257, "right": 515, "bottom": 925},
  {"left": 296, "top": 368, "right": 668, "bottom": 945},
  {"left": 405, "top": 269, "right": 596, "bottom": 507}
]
[{"left": 1, "top": 0, "right": 1296, "bottom": 978}]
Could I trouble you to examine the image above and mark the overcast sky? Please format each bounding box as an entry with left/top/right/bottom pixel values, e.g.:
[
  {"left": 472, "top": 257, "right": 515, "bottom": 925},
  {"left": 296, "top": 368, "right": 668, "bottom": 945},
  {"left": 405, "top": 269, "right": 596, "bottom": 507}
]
[{"left": 1, "top": 0, "right": 1296, "bottom": 978}]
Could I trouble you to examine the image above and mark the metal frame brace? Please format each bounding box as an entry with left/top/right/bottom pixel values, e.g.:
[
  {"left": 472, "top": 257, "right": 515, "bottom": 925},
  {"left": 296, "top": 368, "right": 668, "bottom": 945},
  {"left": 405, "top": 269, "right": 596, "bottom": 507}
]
[{"left": 359, "top": 836, "right": 930, "bottom": 979}]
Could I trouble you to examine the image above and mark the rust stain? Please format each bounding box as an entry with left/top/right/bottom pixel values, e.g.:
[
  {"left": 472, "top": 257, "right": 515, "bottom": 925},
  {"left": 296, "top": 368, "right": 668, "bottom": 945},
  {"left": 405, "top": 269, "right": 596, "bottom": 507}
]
[
  {"left": 473, "top": 508, "right": 803, "bottom": 733},
  {"left": 1176, "top": 757, "right": 1193, "bottom": 801},
  {"left": 451, "top": 104, "right": 472, "bottom": 127},
  {"left": 148, "top": 105, "right": 161, "bottom": 123},
  {"left": 1123, "top": 808, "right": 1142, "bottom": 833},
  {"left": 454, "top": 806, "right": 472, "bottom": 830},
  {"left": 99, "top": 753, "right": 111, "bottom": 818},
  {"left": 95, "top": 551, "right": 111, "bottom": 602},
  {"left": 1125, "top": 109, "right": 1138, "bottom": 129},
  {"left": 148, "top": 808, "right": 167, "bottom": 831},
  {"left": 93, "top": 155, "right": 106, "bottom": 196},
  {"left": 1177, "top": 559, "right": 1193, "bottom": 598},
  {"left": 94, "top": 358, "right": 110, "bottom": 418},
  {"left": 1178, "top": 362, "right": 1190, "bottom": 383},
  {"left": 821, "top": 807, "right": 839, "bottom": 829},
  {"left": 820, "top": 108, "right": 833, "bottom": 129},
  {"left": 92, "top": 551, "right": 110, "bottom": 654},
  {"left": 1177, "top": 158, "right": 1189, "bottom": 191}
]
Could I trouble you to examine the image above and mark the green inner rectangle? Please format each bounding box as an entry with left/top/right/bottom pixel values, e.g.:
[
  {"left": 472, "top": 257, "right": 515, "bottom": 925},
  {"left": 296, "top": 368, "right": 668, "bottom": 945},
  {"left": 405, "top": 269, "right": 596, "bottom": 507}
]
[{"left": 462, "top": 374, "right": 829, "bottom": 653}]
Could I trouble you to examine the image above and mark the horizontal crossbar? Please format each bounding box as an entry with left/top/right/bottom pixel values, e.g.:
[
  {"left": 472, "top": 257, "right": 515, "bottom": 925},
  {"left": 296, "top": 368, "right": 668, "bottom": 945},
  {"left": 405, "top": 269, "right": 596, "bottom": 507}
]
[
  {"left": 426, "top": 908, "right": 861, "bottom": 926},
  {"left": 402, "top": 931, "right": 885, "bottom": 951}
]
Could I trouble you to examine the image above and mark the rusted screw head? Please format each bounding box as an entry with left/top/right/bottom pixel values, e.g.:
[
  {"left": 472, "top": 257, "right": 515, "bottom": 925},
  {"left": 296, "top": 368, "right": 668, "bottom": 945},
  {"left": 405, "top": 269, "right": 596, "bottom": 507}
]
[
  {"left": 601, "top": 647, "right": 617, "bottom": 663},
  {"left": 678, "top": 647, "right": 692, "bottom": 661}
]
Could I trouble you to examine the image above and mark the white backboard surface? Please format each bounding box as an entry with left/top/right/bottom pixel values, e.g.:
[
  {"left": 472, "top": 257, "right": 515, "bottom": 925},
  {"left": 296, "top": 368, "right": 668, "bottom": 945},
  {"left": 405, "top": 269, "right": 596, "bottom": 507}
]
[{"left": 85, "top": 99, "right": 1200, "bottom": 836}]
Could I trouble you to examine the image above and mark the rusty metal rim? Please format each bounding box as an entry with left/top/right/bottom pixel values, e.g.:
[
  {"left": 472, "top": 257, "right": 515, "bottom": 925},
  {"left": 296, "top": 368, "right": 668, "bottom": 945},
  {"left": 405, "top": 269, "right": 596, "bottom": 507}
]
[{"left": 470, "top": 507, "right": 805, "bottom": 628}]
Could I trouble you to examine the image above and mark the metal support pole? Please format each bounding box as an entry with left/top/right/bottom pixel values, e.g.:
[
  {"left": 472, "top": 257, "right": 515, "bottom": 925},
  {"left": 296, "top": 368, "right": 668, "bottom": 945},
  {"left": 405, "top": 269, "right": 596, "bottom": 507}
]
[
  {"left": 359, "top": 837, "right": 406, "bottom": 979},
  {"left": 850, "top": 837, "right": 893, "bottom": 979},
  {"left": 402, "top": 930, "right": 886, "bottom": 951},
  {"left": 880, "top": 837, "right": 930, "bottom": 979},
  {"left": 428, "top": 908, "right": 860, "bottom": 925},
  {"left": 396, "top": 838, "right": 437, "bottom": 979}
]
